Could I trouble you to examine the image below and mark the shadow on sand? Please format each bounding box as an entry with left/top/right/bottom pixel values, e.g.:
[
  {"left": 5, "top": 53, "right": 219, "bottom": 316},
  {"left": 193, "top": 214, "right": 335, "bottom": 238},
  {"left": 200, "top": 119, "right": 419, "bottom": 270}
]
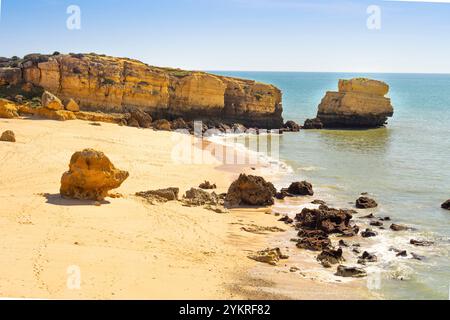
[{"left": 43, "top": 193, "right": 111, "bottom": 206}]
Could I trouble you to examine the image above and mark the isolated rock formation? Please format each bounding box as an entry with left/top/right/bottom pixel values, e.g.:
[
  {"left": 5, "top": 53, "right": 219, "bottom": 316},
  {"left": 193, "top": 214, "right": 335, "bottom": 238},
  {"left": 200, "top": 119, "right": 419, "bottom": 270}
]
[
  {"left": 441, "top": 200, "right": 450, "bottom": 210},
  {"left": 308, "top": 78, "right": 394, "bottom": 128},
  {"left": 0, "top": 53, "right": 283, "bottom": 128},
  {"left": 356, "top": 196, "right": 378, "bottom": 209},
  {"left": 285, "top": 181, "right": 314, "bottom": 196},
  {"left": 225, "top": 174, "right": 277, "bottom": 207},
  {"left": 0, "top": 130, "right": 16, "bottom": 142},
  {"left": 60, "top": 149, "right": 129, "bottom": 201}
]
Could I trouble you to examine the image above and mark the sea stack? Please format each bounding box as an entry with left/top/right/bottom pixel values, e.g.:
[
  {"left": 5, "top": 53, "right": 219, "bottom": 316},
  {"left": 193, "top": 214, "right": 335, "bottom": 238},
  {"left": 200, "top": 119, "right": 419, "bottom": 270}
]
[{"left": 306, "top": 78, "right": 394, "bottom": 128}]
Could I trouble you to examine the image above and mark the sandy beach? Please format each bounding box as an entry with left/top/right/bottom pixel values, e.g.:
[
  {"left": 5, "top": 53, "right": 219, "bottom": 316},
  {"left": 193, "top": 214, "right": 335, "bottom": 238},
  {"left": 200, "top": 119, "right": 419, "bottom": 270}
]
[{"left": 0, "top": 117, "right": 370, "bottom": 300}]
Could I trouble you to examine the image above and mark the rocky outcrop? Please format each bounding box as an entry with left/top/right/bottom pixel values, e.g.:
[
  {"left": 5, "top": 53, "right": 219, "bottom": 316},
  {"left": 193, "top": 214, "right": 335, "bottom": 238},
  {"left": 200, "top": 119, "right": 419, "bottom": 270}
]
[
  {"left": 295, "top": 205, "right": 359, "bottom": 236},
  {"left": 60, "top": 149, "right": 129, "bottom": 201},
  {"left": 356, "top": 196, "right": 378, "bottom": 209},
  {"left": 285, "top": 181, "right": 314, "bottom": 196},
  {"left": 0, "top": 53, "right": 283, "bottom": 128},
  {"left": 309, "top": 78, "right": 394, "bottom": 128},
  {"left": 225, "top": 174, "right": 276, "bottom": 207},
  {"left": 336, "top": 265, "right": 367, "bottom": 278},
  {"left": 248, "top": 248, "right": 289, "bottom": 266},
  {"left": 0, "top": 130, "right": 16, "bottom": 142},
  {"left": 136, "top": 188, "right": 180, "bottom": 203},
  {"left": 0, "top": 99, "right": 19, "bottom": 118}
]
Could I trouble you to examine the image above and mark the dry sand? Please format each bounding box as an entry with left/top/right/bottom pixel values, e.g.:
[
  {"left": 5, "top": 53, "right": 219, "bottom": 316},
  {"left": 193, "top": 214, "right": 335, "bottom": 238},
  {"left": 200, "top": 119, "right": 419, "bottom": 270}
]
[{"left": 0, "top": 117, "right": 371, "bottom": 299}]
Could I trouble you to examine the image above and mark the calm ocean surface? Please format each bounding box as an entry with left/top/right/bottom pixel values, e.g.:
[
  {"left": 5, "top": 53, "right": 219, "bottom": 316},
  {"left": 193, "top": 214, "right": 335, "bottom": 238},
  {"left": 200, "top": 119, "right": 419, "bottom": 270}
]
[{"left": 214, "top": 71, "right": 450, "bottom": 300}]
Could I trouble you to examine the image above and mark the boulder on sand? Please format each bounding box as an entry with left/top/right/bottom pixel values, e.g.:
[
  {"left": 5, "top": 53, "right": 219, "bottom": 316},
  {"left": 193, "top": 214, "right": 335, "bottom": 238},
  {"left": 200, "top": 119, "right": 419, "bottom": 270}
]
[
  {"left": 308, "top": 78, "right": 394, "bottom": 128},
  {"left": 0, "top": 130, "right": 16, "bottom": 142},
  {"left": 136, "top": 188, "right": 179, "bottom": 203},
  {"left": 42, "top": 91, "right": 64, "bottom": 110},
  {"left": 127, "top": 108, "right": 153, "bottom": 128},
  {"left": 60, "top": 149, "right": 129, "bottom": 201},
  {"left": 225, "top": 174, "right": 276, "bottom": 207},
  {"left": 65, "top": 98, "right": 80, "bottom": 112}
]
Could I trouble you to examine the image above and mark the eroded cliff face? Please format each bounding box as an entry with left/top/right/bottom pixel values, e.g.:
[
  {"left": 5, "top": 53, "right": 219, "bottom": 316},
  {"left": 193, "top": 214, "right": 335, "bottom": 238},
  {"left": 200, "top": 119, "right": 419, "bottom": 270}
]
[{"left": 0, "top": 53, "right": 283, "bottom": 128}]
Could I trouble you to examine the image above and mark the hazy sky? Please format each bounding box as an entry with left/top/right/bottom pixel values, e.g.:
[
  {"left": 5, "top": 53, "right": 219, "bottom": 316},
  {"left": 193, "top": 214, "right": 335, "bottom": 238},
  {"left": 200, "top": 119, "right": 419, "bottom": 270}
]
[{"left": 1, "top": 0, "right": 449, "bottom": 73}]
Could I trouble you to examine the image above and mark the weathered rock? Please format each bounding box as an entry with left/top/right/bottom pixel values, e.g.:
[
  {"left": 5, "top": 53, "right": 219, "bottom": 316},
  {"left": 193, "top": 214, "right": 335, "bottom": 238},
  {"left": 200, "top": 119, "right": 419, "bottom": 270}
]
[
  {"left": 295, "top": 205, "right": 358, "bottom": 236},
  {"left": 278, "top": 215, "right": 294, "bottom": 224},
  {"left": 0, "top": 67, "right": 22, "bottom": 85},
  {"left": 317, "top": 248, "right": 344, "bottom": 267},
  {"left": 356, "top": 196, "right": 378, "bottom": 209},
  {"left": 153, "top": 119, "right": 172, "bottom": 131},
  {"left": 358, "top": 251, "right": 378, "bottom": 264},
  {"left": 285, "top": 181, "right": 314, "bottom": 196},
  {"left": 336, "top": 265, "right": 367, "bottom": 278},
  {"left": 171, "top": 118, "right": 189, "bottom": 130},
  {"left": 410, "top": 239, "right": 434, "bottom": 247},
  {"left": 35, "top": 107, "right": 77, "bottom": 121},
  {"left": 370, "top": 221, "right": 384, "bottom": 227},
  {"left": 396, "top": 250, "right": 408, "bottom": 257},
  {"left": 390, "top": 224, "right": 411, "bottom": 232},
  {"left": 0, "top": 130, "right": 16, "bottom": 142},
  {"left": 316, "top": 78, "right": 394, "bottom": 128},
  {"left": 283, "top": 120, "right": 300, "bottom": 132},
  {"left": 275, "top": 190, "right": 289, "bottom": 200},
  {"left": 225, "top": 174, "right": 276, "bottom": 207},
  {"left": 74, "top": 111, "right": 127, "bottom": 124},
  {"left": 441, "top": 200, "right": 450, "bottom": 210},
  {"left": 361, "top": 228, "right": 378, "bottom": 238},
  {"left": 303, "top": 118, "right": 324, "bottom": 130},
  {"left": 183, "top": 188, "right": 220, "bottom": 206},
  {"left": 0, "top": 53, "right": 283, "bottom": 128},
  {"left": 199, "top": 181, "right": 217, "bottom": 190},
  {"left": 42, "top": 91, "right": 64, "bottom": 110},
  {"left": 411, "top": 253, "right": 425, "bottom": 261},
  {"left": 128, "top": 108, "right": 153, "bottom": 128},
  {"left": 65, "top": 98, "right": 80, "bottom": 112},
  {"left": 296, "top": 229, "right": 331, "bottom": 251},
  {"left": 0, "top": 99, "right": 19, "bottom": 118},
  {"left": 136, "top": 188, "right": 179, "bottom": 203},
  {"left": 339, "top": 240, "right": 350, "bottom": 247},
  {"left": 60, "top": 149, "right": 129, "bottom": 201},
  {"left": 248, "top": 248, "right": 289, "bottom": 266},
  {"left": 312, "top": 199, "right": 327, "bottom": 205}
]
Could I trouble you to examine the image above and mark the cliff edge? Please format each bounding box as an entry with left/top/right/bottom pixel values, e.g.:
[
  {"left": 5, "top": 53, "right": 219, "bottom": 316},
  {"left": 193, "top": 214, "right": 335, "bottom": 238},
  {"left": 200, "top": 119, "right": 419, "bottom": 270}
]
[{"left": 0, "top": 53, "right": 283, "bottom": 128}]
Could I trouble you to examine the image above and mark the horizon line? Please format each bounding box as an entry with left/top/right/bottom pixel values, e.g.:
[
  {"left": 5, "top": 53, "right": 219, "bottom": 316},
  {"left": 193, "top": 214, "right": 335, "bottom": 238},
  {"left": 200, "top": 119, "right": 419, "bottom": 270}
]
[{"left": 205, "top": 70, "right": 450, "bottom": 75}]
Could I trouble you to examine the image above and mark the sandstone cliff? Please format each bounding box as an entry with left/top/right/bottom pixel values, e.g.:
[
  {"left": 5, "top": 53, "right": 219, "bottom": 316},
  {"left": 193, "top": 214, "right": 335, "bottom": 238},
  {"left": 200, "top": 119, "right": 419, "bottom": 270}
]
[
  {"left": 0, "top": 53, "right": 283, "bottom": 128},
  {"left": 311, "top": 78, "right": 394, "bottom": 128}
]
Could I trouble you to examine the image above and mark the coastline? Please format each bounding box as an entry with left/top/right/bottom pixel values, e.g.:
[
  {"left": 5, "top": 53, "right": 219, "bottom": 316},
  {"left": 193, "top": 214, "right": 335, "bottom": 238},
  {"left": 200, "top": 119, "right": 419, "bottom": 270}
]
[{"left": 0, "top": 117, "right": 371, "bottom": 299}]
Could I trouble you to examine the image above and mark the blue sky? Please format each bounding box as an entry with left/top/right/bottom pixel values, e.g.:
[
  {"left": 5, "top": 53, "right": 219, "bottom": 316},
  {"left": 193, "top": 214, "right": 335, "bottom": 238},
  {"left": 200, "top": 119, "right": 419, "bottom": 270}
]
[{"left": 0, "top": 0, "right": 449, "bottom": 73}]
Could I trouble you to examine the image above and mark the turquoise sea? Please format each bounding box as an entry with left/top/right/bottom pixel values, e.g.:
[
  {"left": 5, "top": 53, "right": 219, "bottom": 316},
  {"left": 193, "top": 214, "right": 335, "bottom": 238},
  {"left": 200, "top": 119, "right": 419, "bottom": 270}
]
[{"left": 214, "top": 71, "right": 450, "bottom": 300}]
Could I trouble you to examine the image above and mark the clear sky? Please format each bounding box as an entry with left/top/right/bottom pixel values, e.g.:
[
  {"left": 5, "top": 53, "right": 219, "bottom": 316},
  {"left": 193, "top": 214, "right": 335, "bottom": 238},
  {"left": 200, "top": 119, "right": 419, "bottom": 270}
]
[{"left": 1, "top": 0, "right": 449, "bottom": 73}]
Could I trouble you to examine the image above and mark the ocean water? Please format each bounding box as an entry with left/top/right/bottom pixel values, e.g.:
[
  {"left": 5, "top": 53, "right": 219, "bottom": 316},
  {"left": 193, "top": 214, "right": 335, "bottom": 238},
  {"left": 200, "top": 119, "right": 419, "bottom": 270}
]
[{"left": 213, "top": 71, "right": 450, "bottom": 300}]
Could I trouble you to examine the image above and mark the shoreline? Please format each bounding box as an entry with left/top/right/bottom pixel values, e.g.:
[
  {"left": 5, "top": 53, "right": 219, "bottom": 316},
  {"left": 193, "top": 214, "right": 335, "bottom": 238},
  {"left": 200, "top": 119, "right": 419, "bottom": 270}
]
[{"left": 0, "top": 117, "right": 371, "bottom": 299}]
